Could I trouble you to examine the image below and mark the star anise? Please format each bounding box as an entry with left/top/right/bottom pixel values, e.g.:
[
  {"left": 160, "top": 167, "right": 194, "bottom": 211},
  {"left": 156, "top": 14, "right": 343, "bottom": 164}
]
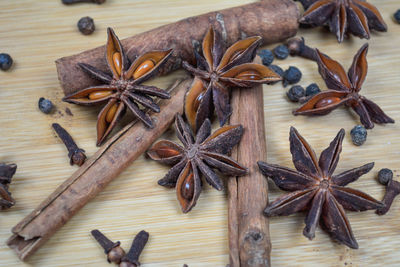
[
  {"left": 182, "top": 27, "right": 281, "bottom": 131},
  {"left": 0, "top": 163, "right": 17, "bottom": 210},
  {"left": 63, "top": 28, "right": 172, "bottom": 145},
  {"left": 258, "top": 127, "right": 384, "bottom": 249},
  {"left": 147, "top": 114, "right": 247, "bottom": 213},
  {"left": 297, "top": 0, "right": 387, "bottom": 42},
  {"left": 293, "top": 43, "right": 394, "bottom": 129}
]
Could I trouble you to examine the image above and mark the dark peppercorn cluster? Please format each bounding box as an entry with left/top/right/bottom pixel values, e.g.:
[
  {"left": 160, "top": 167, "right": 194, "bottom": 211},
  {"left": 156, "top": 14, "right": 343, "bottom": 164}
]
[
  {"left": 378, "top": 168, "right": 393, "bottom": 185},
  {"left": 273, "top": 44, "right": 289, "bottom": 60},
  {"left": 350, "top": 125, "right": 367, "bottom": 146},
  {"left": 258, "top": 49, "right": 274, "bottom": 66},
  {"left": 287, "top": 85, "right": 305, "bottom": 102},
  {"left": 0, "top": 53, "right": 13, "bottom": 71},
  {"left": 77, "top": 16, "right": 95, "bottom": 35},
  {"left": 38, "top": 97, "right": 54, "bottom": 114}
]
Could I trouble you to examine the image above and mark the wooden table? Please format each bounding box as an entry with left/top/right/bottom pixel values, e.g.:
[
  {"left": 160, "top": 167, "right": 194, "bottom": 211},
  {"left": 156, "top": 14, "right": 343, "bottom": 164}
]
[{"left": 0, "top": 0, "right": 399, "bottom": 266}]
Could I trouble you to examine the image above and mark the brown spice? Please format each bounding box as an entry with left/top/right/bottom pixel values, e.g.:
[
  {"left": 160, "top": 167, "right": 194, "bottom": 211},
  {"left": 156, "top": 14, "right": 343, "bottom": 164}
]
[
  {"left": 52, "top": 123, "right": 86, "bottom": 166},
  {"left": 119, "top": 230, "right": 149, "bottom": 267},
  {"left": 91, "top": 229, "right": 125, "bottom": 264},
  {"left": 258, "top": 127, "right": 383, "bottom": 249},
  {"left": 0, "top": 163, "right": 17, "bottom": 210}
]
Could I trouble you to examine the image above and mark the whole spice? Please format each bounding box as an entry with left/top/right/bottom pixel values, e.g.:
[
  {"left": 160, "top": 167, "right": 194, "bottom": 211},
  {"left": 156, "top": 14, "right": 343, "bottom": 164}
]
[
  {"left": 293, "top": 43, "right": 395, "bottom": 129},
  {"left": 62, "top": 0, "right": 105, "bottom": 4},
  {"left": 269, "top": 65, "right": 284, "bottom": 84},
  {"left": 182, "top": 26, "right": 281, "bottom": 130},
  {"left": 258, "top": 127, "right": 383, "bottom": 249},
  {"left": 38, "top": 97, "right": 54, "bottom": 114},
  {"left": 52, "top": 123, "right": 87, "bottom": 166},
  {"left": 258, "top": 49, "right": 274, "bottom": 66},
  {"left": 91, "top": 230, "right": 125, "bottom": 264},
  {"left": 283, "top": 66, "right": 302, "bottom": 87},
  {"left": 56, "top": 0, "right": 299, "bottom": 96},
  {"left": 287, "top": 37, "right": 318, "bottom": 61},
  {"left": 350, "top": 125, "right": 367, "bottom": 146},
  {"left": 376, "top": 169, "right": 400, "bottom": 215},
  {"left": 147, "top": 114, "right": 247, "bottom": 213},
  {"left": 296, "top": 0, "right": 387, "bottom": 42},
  {"left": 63, "top": 28, "right": 172, "bottom": 145},
  {"left": 7, "top": 79, "right": 191, "bottom": 261},
  {"left": 287, "top": 85, "right": 305, "bottom": 102},
  {"left": 305, "top": 83, "right": 321, "bottom": 97},
  {"left": 273, "top": 44, "right": 289, "bottom": 60},
  {"left": 120, "top": 230, "right": 149, "bottom": 267},
  {"left": 0, "top": 53, "right": 13, "bottom": 71},
  {"left": 77, "top": 16, "right": 95, "bottom": 35},
  {"left": 395, "top": 10, "right": 400, "bottom": 24},
  {"left": 0, "top": 163, "right": 17, "bottom": 210}
]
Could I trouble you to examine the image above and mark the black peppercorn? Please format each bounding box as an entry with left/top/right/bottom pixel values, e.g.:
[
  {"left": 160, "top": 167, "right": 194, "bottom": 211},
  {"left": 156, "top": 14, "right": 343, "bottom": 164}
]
[
  {"left": 283, "top": 66, "right": 302, "bottom": 87},
  {"left": 287, "top": 85, "right": 305, "bottom": 102},
  {"left": 378, "top": 168, "right": 394, "bottom": 185},
  {"left": 0, "top": 53, "right": 13, "bottom": 71},
  {"left": 38, "top": 97, "right": 54, "bottom": 114},
  {"left": 273, "top": 44, "right": 289, "bottom": 60},
  {"left": 269, "top": 65, "right": 284, "bottom": 84},
  {"left": 77, "top": 16, "right": 95, "bottom": 35},
  {"left": 394, "top": 10, "right": 400, "bottom": 24},
  {"left": 350, "top": 125, "right": 367, "bottom": 146},
  {"left": 305, "top": 83, "right": 321, "bottom": 97},
  {"left": 258, "top": 49, "right": 274, "bottom": 66}
]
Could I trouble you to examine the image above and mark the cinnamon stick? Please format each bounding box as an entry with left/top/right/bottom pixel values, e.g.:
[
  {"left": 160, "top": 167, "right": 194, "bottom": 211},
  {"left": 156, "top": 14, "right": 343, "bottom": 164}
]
[
  {"left": 56, "top": 0, "right": 299, "bottom": 96},
  {"left": 228, "top": 57, "right": 270, "bottom": 267},
  {"left": 7, "top": 78, "right": 192, "bottom": 261}
]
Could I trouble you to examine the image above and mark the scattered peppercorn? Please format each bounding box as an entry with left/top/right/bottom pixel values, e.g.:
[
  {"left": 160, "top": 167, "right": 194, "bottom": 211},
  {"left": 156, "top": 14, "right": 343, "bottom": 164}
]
[
  {"left": 378, "top": 168, "right": 394, "bottom": 185},
  {"left": 394, "top": 10, "right": 400, "bottom": 24},
  {"left": 273, "top": 44, "right": 289, "bottom": 60},
  {"left": 350, "top": 125, "right": 367, "bottom": 146},
  {"left": 258, "top": 49, "right": 274, "bottom": 66},
  {"left": 287, "top": 85, "right": 305, "bottom": 102},
  {"left": 38, "top": 97, "right": 54, "bottom": 114},
  {"left": 305, "top": 83, "right": 321, "bottom": 97},
  {"left": 77, "top": 16, "right": 95, "bottom": 35},
  {"left": 0, "top": 53, "right": 13, "bottom": 71},
  {"left": 283, "top": 66, "right": 302, "bottom": 87}
]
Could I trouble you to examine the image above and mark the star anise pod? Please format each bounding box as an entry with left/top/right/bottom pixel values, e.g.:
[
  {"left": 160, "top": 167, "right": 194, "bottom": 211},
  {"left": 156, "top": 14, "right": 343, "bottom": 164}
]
[
  {"left": 0, "top": 163, "right": 17, "bottom": 210},
  {"left": 63, "top": 28, "right": 172, "bottom": 145},
  {"left": 182, "top": 27, "right": 281, "bottom": 131},
  {"left": 147, "top": 114, "right": 247, "bottom": 213},
  {"left": 293, "top": 43, "right": 394, "bottom": 129},
  {"left": 297, "top": 0, "right": 387, "bottom": 42},
  {"left": 258, "top": 127, "right": 384, "bottom": 249}
]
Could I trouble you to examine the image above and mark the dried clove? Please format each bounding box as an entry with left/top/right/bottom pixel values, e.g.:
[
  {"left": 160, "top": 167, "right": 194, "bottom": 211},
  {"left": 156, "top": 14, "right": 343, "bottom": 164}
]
[
  {"left": 376, "top": 169, "right": 400, "bottom": 215},
  {"left": 120, "top": 230, "right": 149, "bottom": 267},
  {"left": 0, "top": 163, "right": 17, "bottom": 210},
  {"left": 62, "top": 0, "right": 105, "bottom": 5},
  {"left": 287, "top": 37, "right": 318, "bottom": 61},
  {"left": 52, "top": 123, "right": 86, "bottom": 166},
  {"left": 91, "top": 230, "right": 126, "bottom": 264}
]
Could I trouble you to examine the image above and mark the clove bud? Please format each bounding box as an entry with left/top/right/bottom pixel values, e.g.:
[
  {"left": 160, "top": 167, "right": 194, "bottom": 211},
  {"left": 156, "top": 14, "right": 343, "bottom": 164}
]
[{"left": 91, "top": 230, "right": 126, "bottom": 264}]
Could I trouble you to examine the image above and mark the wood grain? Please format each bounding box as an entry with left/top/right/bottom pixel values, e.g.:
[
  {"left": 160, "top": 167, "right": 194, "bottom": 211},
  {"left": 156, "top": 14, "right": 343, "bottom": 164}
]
[{"left": 0, "top": 0, "right": 399, "bottom": 266}]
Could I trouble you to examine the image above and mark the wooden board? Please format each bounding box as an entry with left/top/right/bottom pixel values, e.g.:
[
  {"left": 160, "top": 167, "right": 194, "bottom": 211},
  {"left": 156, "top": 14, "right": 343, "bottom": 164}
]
[{"left": 0, "top": 0, "right": 399, "bottom": 266}]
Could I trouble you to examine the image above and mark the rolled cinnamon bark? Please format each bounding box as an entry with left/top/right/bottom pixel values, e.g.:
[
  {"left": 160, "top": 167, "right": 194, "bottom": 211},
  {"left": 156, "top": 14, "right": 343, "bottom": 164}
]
[
  {"left": 7, "top": 78, "right": 191, "bottom": 261},
  {"left": 56, "top": 0, "right": 299, "bottom": 96},
  {"left": 228, "top": 57, "right": 271, "bottom": 267}
]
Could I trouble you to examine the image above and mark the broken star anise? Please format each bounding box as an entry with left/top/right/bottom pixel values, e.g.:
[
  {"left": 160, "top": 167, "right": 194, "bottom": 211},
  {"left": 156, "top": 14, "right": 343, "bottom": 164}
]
[
  {"left": 147, "top": 114, "right": 247, "bottom": 213},
  {"left": 63, "top": 28, "right": 172, "bottom": 145},
  {"left": 293, "top": 43, "right": 394, "bottom": 129},
  {"left": 182, "top": 26, "right": 281, "bottom": 131},
  {"left": 0, "top": 163, "right": 17, "bottom": 210},
  {"left": 258, "top": 127, "right": 383, "bottom": 249},
  {"left": 297, "top": 0, "right": 387, "bottom": 42}
]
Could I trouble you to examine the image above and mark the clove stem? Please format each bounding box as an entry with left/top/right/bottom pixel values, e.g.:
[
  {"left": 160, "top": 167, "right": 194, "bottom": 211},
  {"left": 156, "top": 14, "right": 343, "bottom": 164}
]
[
  {"left": 61, "top": 0, "right": 105, "bottom": 5},
  {"left": 376, "top": 179, "right": 400, "bottom": 215},
  {"left": 120, "top": 230, "right": 149, "bottom": 266},
  {"left": 286, "top": 37, "right": 318, "bottom": 62}
]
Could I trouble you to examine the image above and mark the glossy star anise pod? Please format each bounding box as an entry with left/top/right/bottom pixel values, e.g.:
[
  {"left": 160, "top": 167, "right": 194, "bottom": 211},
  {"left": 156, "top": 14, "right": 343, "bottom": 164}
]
[
  {"left": 293, "top": 43, "right": 394, "bottom": 129},
  {"left": 0, "top": 163, "right": 17, "bottom": 210},
  {"left": 182, "top": 27, "right": 281, "bottom": 131},
  {"left": 147, "top": 114, "right": 247, "bottom": 213},
  {"left": 258, "top": 127, "right": 384, "bottom": 249},
  {"left": 297, "top": 0, "right": 387, "bottom": 42},
  {"left": 63, "top": 28, "right": 172, "bottom": 145}
]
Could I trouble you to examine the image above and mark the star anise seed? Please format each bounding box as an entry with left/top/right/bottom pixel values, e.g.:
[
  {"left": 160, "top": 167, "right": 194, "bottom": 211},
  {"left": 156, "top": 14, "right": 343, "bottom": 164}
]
[
  {"left": 258, "top": 127, "right": 384, "bottom": 249},
  {"left": 293, "top": 43, "right": 394, "bottom": 129},
  {"left": 297, "top": 0, "right": 387, "bottom": 42},
  {"left": 182, "top": 26, "right": 281, "bottom": 131},
  {"left": 0, "top": 163, "right": 17, "bottom": 210},
  {"left": 147, "top": 114, "right": 247, "bottom": 213},
  {"left": 63, "top": 28, "right": 172, "bottom": 146}
]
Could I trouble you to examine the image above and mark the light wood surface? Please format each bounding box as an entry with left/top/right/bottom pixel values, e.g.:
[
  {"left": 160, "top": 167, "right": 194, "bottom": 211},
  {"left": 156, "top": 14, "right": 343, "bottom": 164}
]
[{"left": 0, "top": 0, "right": 399, "bottom": 266}]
